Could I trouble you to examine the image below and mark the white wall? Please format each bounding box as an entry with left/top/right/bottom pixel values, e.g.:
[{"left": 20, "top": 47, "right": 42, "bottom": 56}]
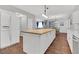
[
  {"left": 20, "top": 14, "right": 36, "bottom": 36},
  {"left": 20, "top": 15, "right": 28, "bottom": 31}
]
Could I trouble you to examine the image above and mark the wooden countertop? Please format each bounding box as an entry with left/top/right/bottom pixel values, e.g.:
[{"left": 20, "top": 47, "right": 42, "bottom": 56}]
[{"left": 22, "top": 29, "right": 55, "bottom": 35}]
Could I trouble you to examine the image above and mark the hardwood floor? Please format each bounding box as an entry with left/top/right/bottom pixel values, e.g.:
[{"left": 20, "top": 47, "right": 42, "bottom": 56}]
[
  {"left": 0, "top": 33, "right": 71, "bottom": 54},
  {"left": 0, "top": 37, "right": 24, "bottom": 54},
  {"left": 45, "top": 33, "right": 71, "bottom": 54}
]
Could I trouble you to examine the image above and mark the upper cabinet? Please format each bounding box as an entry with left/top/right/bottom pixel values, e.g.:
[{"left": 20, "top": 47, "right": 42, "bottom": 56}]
[
  {"left": 72, "top": 11, "right": 79, "bottom": 23},
  {"left": 1, "top": 12, "right": 11, "bottom": 26},
  {"left": 0, "top": 9, "right": 11, "bottom": 30}
]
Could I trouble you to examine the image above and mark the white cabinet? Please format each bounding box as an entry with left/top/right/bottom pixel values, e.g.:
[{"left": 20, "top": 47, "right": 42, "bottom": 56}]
[
  {"left": 40, "top": 33, "right": 48, "bottom": 53},
  {"left": 0, "top": 11, "right": 11, "bottom": 31},
  {"left": 1, "top": 12, "right": 11, "bottom": 27},
  {"left": 23, "top": 33, "right": 40, "bottom": 54},
  {"left": 0, "top": 9, "right": 20, "bottom": 48},
  {"left": 23, "top": 30, "right": 56, "bottom": 54},
  {"left": 40, "top": 31, "right": 55, "bottom": 53},
  {"left": 0, "top": 30, "right": 10, "bottom": 48},
  {"left": 0, "top": 9, "right": 11, "bottom": 48}
]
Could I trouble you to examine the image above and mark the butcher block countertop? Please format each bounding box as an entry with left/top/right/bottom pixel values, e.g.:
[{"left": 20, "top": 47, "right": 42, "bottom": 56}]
[{"left": 22, "top": 29, "right": 55, "bottom": 35}]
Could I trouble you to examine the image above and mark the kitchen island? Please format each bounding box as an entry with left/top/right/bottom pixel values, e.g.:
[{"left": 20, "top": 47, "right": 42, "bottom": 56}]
[{"left": 22, "top": 29, "right": 56, "bottom": 54}]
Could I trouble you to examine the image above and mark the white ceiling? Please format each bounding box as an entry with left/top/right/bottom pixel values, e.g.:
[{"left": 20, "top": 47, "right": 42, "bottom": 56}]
[
  {"left": 0, "top": 5, "right": 35, "bottom": 18},
  {"left": 14, "top": 5, "right": 76, "bottom": 19}
]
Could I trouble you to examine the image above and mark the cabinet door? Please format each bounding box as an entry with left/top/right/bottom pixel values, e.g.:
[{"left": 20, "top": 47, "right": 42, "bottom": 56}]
[
  {"left": 40, "top": 33, "right": 49, "bottom": 53},
  {"left": 23, "top": 33, "right": 40, "bottom": 54},
  {"left": 0, "top": 30, "right": 10, "bottom": 48},
  {"left": 1, "top": 12, "right": 10, "bottom": 27},
  {"left": 10, "top": 15, "right": 20, "bottom": 44}
]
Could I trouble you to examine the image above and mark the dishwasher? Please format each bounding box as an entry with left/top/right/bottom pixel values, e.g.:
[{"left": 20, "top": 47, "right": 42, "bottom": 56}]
[{"left": 73, "top": 35, "right": 79, "bottom": 54}]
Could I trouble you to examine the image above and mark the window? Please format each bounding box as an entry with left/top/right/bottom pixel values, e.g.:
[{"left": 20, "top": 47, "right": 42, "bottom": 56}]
[{"left": 37, "top": 21, "right": 43, "bottom": 28}]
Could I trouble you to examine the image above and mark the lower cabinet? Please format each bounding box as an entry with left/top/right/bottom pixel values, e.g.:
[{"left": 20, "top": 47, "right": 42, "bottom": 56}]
[
  {"left": 23, "top": 33, "right": 40, "bottom": 54},
  {"left": 23, "top": 31, "right": 56, "bottom": 54},
  {"left": 0, "top": 30, "right": 11, "bottom": 48},
  {"left": 40, "top": 31, "right": 55, "bottom": 53},
  {"left": 0, "top": 15, "right": 20, "bottom": 49},
  {"left": 0, "top": 30, "right": 20, "bottom": 48}
]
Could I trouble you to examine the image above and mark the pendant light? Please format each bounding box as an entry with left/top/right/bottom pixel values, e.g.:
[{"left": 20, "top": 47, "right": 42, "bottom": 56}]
[{"left": 42, "top": 5, "right": 48, "bottom": 18}]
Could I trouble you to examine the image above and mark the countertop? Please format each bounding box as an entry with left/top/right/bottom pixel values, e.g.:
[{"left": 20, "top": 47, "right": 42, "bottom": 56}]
[{"left": 22, "top": 29, "right": 55, "bottom": 35}]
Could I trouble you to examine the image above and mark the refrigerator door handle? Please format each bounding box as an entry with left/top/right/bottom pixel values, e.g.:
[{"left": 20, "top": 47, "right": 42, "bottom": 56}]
[{"left": 3, "top": 26, "right": 10, "bottom": 28}]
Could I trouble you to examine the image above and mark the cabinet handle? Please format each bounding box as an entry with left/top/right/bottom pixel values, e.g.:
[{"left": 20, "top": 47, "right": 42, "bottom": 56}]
[{"left": 3, "top": 26, "right": 10, "bottom": 28}]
